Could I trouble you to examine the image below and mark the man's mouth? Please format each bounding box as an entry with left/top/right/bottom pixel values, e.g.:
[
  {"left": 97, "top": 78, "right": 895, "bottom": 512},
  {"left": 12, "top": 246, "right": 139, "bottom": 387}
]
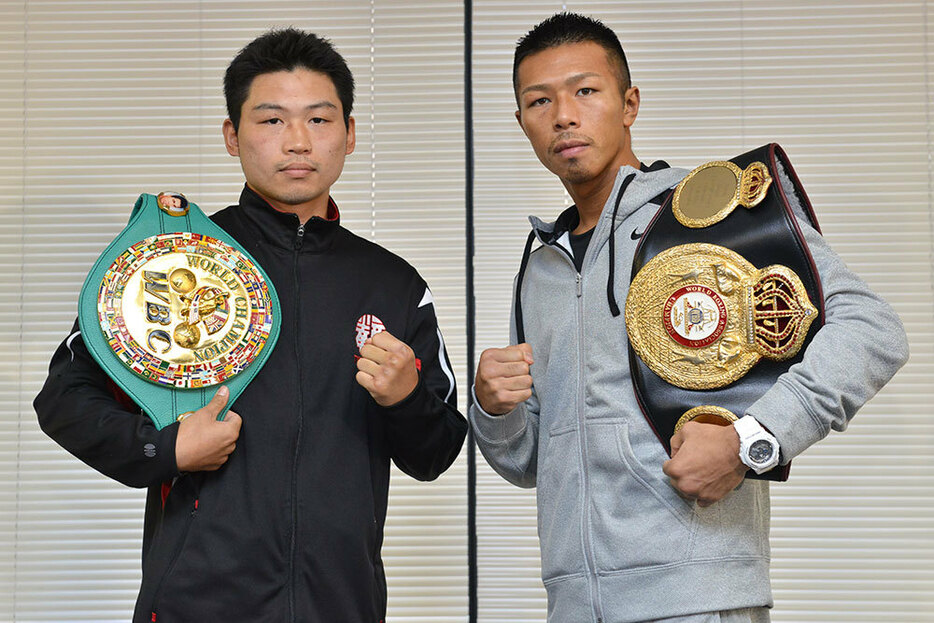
[
  {"left": 553, "top": 139, "right": 589, "bottom": 158},
  {"left": 280, "top": 163, "right": 316, "bottom": 176}
]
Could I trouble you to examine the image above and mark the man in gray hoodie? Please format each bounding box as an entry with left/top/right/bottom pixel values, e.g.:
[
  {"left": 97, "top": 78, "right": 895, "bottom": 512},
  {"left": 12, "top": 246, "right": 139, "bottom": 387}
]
[{"left": 469, "top": 12, "right": 909, "bottom": 623}]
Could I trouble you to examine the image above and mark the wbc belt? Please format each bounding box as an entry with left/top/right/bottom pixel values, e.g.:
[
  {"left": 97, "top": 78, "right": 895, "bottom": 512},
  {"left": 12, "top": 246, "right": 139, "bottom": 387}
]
[
  {"left": 626, "top": 144, "right": 824, "bottom": 481},
  {"left": 78, "top": 192, "right": 281, "bottom": 430}
]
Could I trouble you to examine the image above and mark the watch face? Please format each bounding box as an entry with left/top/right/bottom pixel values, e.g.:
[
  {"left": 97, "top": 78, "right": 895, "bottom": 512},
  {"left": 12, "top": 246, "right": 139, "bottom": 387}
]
[{"left": 748, "top": 439, "right": 775, "bottom": 465}]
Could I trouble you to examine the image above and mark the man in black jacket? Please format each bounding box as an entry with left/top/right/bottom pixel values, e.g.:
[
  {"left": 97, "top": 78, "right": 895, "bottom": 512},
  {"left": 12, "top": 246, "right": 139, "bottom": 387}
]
[{"left": 34, "top": 28, "right": 467, "bottom": 622}]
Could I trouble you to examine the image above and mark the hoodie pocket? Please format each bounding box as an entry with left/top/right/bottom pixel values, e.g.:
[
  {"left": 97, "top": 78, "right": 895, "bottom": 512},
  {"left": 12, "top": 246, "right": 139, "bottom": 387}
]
[
  {"left": 536, "top": 424, "right": 587, "bottom": 582},
  {"left": 587, "top": 420, "right": 697, "bottom": 573}
]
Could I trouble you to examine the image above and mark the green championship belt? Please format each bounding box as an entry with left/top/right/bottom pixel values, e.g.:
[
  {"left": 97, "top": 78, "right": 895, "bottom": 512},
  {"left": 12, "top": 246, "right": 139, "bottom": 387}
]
[{"left": 78, "top": 192, "right": 280, "bottom": 430}]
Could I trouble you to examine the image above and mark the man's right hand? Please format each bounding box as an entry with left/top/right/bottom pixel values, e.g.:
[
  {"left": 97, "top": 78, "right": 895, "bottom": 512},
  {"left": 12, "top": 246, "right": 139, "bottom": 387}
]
[
  {"left": 175, "top": 386, "right": 242, "bottom": 472},
  {"left": 475, "top": 343, "right": 534, "bottom": 415}
]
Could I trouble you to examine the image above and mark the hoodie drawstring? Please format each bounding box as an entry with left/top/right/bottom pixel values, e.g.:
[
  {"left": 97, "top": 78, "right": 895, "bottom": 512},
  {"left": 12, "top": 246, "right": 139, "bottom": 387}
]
[
  {"left": 513, "top": 229, "right": 538, "bottom": 344},
  {"left": 606, "top": 172, "right": 637, "bottom": 317},
  {"left": 514, "top": 172, "right": 638, "bottom": 344}
]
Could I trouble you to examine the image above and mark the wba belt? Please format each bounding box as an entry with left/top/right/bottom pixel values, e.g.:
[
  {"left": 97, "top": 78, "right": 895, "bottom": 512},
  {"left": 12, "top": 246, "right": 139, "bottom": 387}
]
[
  {"left": 626, "top": 144, "right": 824, "bottom": 481},
  {"left": 78, "top": 192, "right": 281, "bottom": 430}
]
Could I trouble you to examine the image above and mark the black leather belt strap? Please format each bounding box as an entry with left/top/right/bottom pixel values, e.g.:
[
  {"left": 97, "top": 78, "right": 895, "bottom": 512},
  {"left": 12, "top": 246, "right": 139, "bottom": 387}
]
[{"left": 629, "top": 143, "right": 825, "bottom": 481}]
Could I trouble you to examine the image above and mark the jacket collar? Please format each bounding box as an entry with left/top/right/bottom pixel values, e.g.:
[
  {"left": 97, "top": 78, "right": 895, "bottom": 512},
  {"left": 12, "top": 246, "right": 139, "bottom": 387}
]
[
  {"left": 530, "top": 160, "right": 678, "bottom": 244},
  {"left": 513, "top": 160, "right": 687, "bottom": 334},
  {"left": 235, "top": 184, "right": 342, "bottom": 253}
]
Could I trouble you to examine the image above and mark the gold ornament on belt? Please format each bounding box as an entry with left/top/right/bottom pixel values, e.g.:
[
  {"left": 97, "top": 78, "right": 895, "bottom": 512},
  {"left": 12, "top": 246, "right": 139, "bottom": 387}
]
[
  {"left": 97, "top": 232, "right": 274, "bottom": 388},
  {"left": 674, "top": 405, "right": 738, "bottom": 433},
  {"left": 626, "top": 243, "right": 817, "bottom": 390},
  {"left": 672, "top": 161, "right": 772, "bottom": 228}
]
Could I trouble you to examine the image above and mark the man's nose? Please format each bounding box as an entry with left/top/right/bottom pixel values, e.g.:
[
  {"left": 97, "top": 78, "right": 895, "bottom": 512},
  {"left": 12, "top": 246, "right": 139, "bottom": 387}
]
[
  {"left": 286, "top": 123, "right": 312, "bottom": 154},
  {"left": 553, "top": 94, "right": 579, "bottom": 130}
]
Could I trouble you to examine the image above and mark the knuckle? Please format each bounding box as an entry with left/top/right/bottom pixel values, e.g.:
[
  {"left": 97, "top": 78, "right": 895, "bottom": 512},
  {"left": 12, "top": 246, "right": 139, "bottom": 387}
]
[{"left": 682, "top": 482, "right": 701, "bottom": 497}]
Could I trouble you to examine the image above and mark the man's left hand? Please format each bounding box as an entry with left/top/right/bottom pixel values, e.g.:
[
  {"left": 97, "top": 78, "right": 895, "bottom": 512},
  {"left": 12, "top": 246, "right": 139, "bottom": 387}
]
[
  {"left": 356, "top": 330, "right": 419, "bottom": 407},
  {"left": 662, "top": 421, "right": 747, "bottom": 507}
]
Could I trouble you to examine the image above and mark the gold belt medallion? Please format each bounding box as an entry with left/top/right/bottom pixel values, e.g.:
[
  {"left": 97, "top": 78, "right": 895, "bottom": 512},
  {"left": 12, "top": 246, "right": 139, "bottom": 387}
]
[
  {"left": 672, "top": 160, "right": 772, "bottom": 228},
  {"left": 626, "top": 243, "right": 817, "bottom": 390},
  {"left": 97, "top": 232, "right": 275, "bottom": 388}
]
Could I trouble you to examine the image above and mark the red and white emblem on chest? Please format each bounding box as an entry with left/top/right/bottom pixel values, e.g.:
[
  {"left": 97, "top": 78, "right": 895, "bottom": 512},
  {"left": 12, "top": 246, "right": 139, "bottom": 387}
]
[{"left": 355, "top": 314, "right": 386, "bottom": 350}]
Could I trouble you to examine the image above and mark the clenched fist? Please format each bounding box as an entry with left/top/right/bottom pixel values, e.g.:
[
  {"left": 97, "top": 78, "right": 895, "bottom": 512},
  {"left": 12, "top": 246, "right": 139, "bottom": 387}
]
[
  {"left": 475, "top": 343, "right": 534, "bottom": 415},
  {"left": 356, "top": 329, "right": 420, "bottom": 407},
  {"left": 662, "top": 421, "right": 745, "bottom": 507}
]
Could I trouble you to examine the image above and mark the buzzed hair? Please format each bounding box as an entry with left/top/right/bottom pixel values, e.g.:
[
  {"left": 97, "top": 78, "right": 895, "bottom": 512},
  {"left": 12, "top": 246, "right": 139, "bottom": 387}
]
[{"left": 513, "top": 12, "right": 631, "bottom": 106}]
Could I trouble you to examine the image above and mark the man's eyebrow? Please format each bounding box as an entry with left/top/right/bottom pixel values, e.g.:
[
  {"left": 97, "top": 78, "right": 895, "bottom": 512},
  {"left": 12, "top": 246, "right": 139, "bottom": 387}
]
[
  {"left": 251, "top": 101, "right": 338, "bottom": 112},
  {"left": 519, "top": 72, "right": 601, "bottom": 98}
]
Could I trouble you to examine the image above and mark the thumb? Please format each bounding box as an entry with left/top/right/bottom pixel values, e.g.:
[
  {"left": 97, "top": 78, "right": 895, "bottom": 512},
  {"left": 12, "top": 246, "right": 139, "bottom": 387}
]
[
  {"left": 517, "top": 342, "right": 534, "bottom": 365},
  {"left": 203, "top": 385, "right": 230, "bottom": 418},
  {"left": 222, "top": 409, "right": 243, "bottom": 430},
  {"left": 669, "top": 429, "right": 685, "bottom": 457}
]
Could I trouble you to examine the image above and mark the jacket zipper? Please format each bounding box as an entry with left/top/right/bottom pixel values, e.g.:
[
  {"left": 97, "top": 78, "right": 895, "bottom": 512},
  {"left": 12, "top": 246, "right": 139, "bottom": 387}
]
[
  {"left": 575, "top": 270, "right": 604, "bottom": 623},
  {"left": 548, "top": 233, "right": 605, "bottom": 623},
  {"left": 288, "top": 223, "right": 305, "bottom": 622},
  {"left": 150, "top": 497, "right": 199, "bottom": 619}
]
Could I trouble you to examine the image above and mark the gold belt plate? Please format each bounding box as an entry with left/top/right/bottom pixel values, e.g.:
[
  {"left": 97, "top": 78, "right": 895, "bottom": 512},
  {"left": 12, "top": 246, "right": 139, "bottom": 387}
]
[
  {"left": 97, "top": 232, "right": 275, "bottom": 388},
  {"left": 672, "top": 160, "right": 772, "bottom": 228},
  {"left": 626, "top": 243, "right": 817, "bottom": 390}
]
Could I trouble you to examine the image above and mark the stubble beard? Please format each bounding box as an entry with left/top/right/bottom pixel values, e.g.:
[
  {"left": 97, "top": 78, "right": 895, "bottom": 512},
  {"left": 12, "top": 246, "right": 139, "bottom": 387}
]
[
  {"left": 560, "top": 159, "right": 592, "bottom": 185},
  {"left": 264, "top": 179, "right": 326, "bottom": 208}
]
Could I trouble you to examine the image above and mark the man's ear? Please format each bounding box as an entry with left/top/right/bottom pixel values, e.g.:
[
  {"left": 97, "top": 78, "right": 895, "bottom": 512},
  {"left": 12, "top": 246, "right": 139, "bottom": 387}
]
[
  {"left": 515, "top": 109, "right": 529, "bottom": 138},
  {"left": 345, "top": 116, "right": 356, "bottom": 156},
  {"left": 222, "top": 118, "right": 239, "bottom": 157},
  {"left": 622, "top": 86, "right": 640, "bottom": 128}
]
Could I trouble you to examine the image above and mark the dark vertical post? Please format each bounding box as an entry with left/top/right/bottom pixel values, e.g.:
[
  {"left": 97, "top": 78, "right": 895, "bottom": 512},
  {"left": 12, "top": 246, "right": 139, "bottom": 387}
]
[{"left": 463, "top": 1, "right": 478, "bottom": 622}]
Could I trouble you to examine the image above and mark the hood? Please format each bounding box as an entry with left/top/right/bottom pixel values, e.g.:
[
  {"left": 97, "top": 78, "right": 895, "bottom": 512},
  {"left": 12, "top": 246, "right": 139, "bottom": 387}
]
[
  {"left": 513, "top": 162, "right": 689, "bottom": 343},
  {"left": 528, "top": 162, "right": 689, "bottom": 240}
]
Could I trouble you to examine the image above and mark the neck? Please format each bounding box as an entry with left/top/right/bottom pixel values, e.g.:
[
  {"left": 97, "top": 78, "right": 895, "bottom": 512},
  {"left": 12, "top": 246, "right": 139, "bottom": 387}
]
[
  {"left": 248, "top": 184, "right": 329, "bottom": 224},
  {"left": 567, "top": 151, "right": 640, "bottom": 234}
]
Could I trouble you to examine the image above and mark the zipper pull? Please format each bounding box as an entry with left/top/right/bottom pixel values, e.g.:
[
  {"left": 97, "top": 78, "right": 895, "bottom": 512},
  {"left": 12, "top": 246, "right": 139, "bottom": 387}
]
[
  {"left": 294, "top": 224, "right": 305, "bottom": 250},
  {"left": 576, "top": 273, "right": 582, "bottom": 298}
]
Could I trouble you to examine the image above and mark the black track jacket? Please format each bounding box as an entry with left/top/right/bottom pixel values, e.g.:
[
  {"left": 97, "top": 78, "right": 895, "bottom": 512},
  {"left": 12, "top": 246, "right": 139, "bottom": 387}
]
[{"left": 34, "top": 186, "right": 467, "bottom": 622}]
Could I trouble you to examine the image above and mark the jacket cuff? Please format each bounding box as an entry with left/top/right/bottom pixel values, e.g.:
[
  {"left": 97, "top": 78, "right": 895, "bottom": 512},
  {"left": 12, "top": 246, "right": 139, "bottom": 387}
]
[
  {"left": 151, "top": 421, "right": 182, "bottom": 480},
  {"left": 745, "top": 378, "right": 827, "bottom": 463},
  {"left": 468, "top": 385, "right": 528, "bottom": 444},
  {"left": 381, "top": 377, "right": 431, "bottom": 418}
]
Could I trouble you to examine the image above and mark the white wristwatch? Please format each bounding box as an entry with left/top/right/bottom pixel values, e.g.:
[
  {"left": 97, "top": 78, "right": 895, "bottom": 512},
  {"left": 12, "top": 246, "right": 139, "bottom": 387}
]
[{"left": 733, "top": 416, "right": 780, "bottom": 474}]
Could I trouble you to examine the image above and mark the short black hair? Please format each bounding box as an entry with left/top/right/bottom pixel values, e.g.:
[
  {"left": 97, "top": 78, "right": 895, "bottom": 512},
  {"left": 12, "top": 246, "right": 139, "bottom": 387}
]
[
  {"left": 224, "top": 27, "right": 354, "bottom": 130},
  {"left": 513, "top": 13, "right": 630, "bottom": 106}
]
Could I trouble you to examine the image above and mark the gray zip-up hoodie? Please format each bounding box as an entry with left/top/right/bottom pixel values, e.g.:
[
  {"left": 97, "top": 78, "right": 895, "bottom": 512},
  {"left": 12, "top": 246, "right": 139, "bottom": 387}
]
[{"left": 470, "top": 163, "right": 909, "bottom": 623}]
